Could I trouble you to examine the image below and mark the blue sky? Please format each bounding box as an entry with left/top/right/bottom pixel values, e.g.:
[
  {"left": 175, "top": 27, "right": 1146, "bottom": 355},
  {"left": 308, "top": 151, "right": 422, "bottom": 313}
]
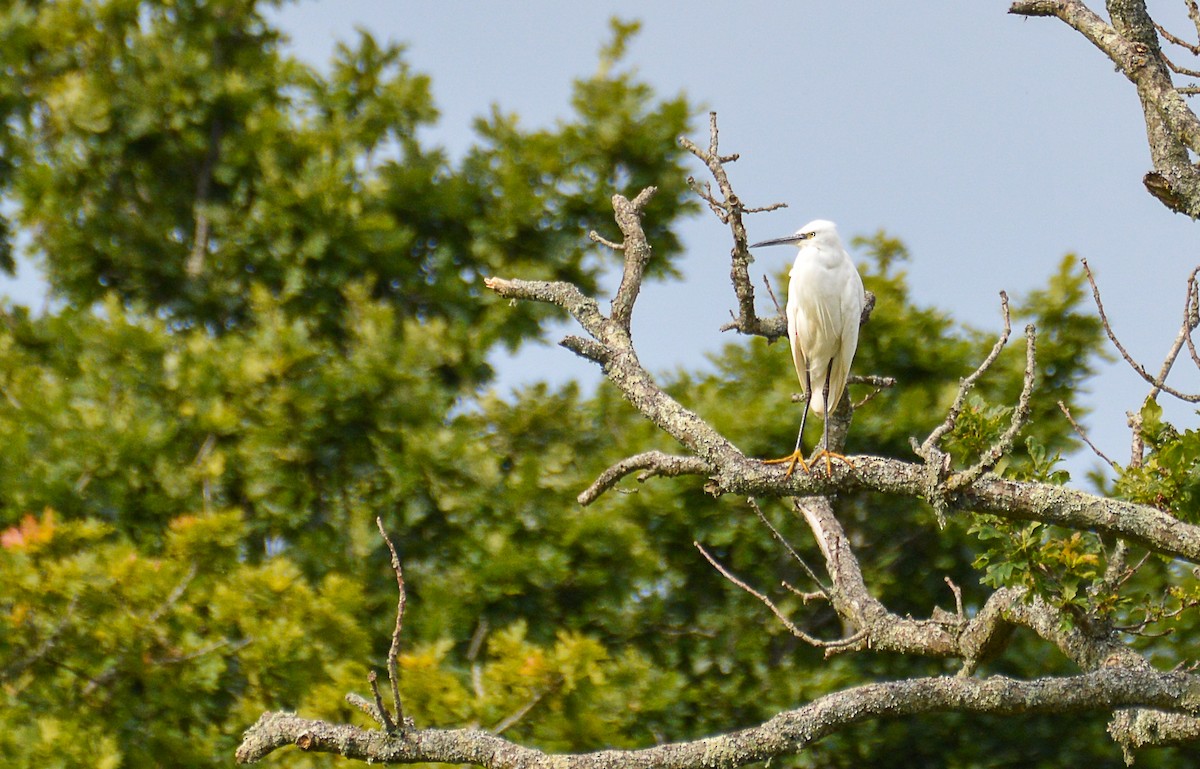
[{"left": 5, "top": 2, "right": 1198, "bottom": 483}]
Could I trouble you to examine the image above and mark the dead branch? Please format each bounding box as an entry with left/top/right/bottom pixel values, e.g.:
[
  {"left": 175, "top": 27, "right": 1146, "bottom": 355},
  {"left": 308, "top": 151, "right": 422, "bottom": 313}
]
[
  {"left": 235, "top": 669, "right": 1200, "bottom": 765},
  {"left": 485, "top": 194, "right": 1200, "bottom": 567},
  {"left": 609, "top": 188, "right": 657, "bottom": 332},
  {"left": 1058, "top": 400, "right": 1119, "bottom": 469},
  {"left": 680, "top": 112, "right": 788, "bottom": 341},
  {"left": 1011, "top": 0, "right": 1200, "bottom": 215},
  {"left": 1156, "top": 21, "right": 1200, "bottom": 57},
  {"left": 694, "top": 541, "right": 848, "bottom": 651},
  {"left": 748, "top": 498, "right": 830, "bottom": 600},
  {"left": 375, "top": 517, "right": 408, "bottom": 731},
  {"left": 1081, "top": 258, "right": 1200, "bottom": 403},
  {"left": 951, "top": 323, "right": 1038, "bottom": 489},
  {"left": 1184, "top": 267, "right": 1200, "bottom": 369},
  {"left": 919, "top": 292, "right": 1012, "bottom": 459},
  {"left": 578, "top": 451, "right": 712, "bottom": 506}
]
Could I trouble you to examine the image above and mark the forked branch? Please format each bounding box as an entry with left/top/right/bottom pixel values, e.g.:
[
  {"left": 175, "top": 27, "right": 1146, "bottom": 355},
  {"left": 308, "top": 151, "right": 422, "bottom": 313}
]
[
  {"left": 1082, "top": 258, "right": 1200, "bottom": 403},
  {"left": 1011, "top": 0, "right": 1200, "bottom": 215},
  {"left": 919, "top": 292, "right": 1012, "bottom": 459},
  {"left": 680, "top": 111, "right": 788, "bottom": 340}
]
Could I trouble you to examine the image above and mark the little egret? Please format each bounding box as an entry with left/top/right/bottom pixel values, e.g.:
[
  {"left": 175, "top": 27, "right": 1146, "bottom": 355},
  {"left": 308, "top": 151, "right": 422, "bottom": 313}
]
[{"left": 751, "top": 219, "right": 865, "bottom": 477}]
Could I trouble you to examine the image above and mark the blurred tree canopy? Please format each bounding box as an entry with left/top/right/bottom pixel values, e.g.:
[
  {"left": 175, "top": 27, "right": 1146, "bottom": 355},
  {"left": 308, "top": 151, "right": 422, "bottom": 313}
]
[{"left": 2, "top": 2, "right": 1193, "bottom": 768}]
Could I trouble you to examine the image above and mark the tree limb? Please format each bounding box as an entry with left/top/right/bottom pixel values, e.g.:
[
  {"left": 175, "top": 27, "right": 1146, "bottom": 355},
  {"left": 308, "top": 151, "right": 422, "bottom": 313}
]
[
  {"left": 680, "top": 111, "right": 788, "bottom": 340},
  {"left": 578, "top": 451, "right": 712, "bottom": 505},
  {"left": 609, "top": 188, "right": 657, "bottom": 331},
  {"left": 1011, "top": 0, "right": 1200, "bottom": 215},
  {"left": 235, "top": 669, "right": 1200, "bottom": 765}
]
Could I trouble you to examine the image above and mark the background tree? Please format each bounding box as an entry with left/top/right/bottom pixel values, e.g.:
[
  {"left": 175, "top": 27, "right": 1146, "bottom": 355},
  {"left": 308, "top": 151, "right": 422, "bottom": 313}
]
[{"left": 5, "top": 1, "right": 1200, "bottom": 768}]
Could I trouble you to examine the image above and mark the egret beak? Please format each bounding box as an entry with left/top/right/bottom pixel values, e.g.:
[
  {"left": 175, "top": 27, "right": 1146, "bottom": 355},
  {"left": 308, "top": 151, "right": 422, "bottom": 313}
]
[{"left": 749, "top": 234, "right": 810, "bottom": 249}]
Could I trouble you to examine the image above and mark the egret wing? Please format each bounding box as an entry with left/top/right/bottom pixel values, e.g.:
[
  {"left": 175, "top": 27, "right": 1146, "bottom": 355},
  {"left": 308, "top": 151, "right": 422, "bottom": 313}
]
[{"left": 824, "top": 269, "right": 866, "bottom": 415}]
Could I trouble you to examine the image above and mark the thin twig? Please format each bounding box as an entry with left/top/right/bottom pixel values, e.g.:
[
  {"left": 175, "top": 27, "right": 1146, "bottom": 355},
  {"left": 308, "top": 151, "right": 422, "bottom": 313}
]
[
  {"left": 695, "top": 541, "right": 854, "bottom": 651},
  {"left": 1189, "top": 0, "right": 1200, "bottom": 42},
  {"left": 1156, "top": 22, "right": 1200, "bottom": 56},
  {"left": 781, "top": 581, "right": 829, "bottom": 603},
  {"left": 763, "top": 274, "right": 782, "bottom": 314},
  {"left": 1183, "top": 268, "right": 1200, "bottom": 369},
  {"left": 920, "top": 292, "right": 1012, "bottom": 456},
  {"left": 945, "top": 577, "right": 965, "bottom": 619},
  {"left": 578, "top": 451, "right": 712, "bottom": 506},
  {"left": 148, "top": 563, "right": 198, "bottom": 624},
  {"left": 346, "top": 692, "right": 386, "bottom": 725},
  {"left": 588, "top": 230, "right": 624, "bottom": 251},
  {"left": 747, "top": 498, "right": 831, "bottom": 601},
  {"left": 850, "top": 375, "right": 896, "bottom": 408},
  {"left": 376, "top": 517, "right": 407, "bottom": 729},
  {"left": 1161, "top": 49, "right": 1200, "bottom": 78},
  {"left": 468, "top": 618, "right": 489, "bottom": 701},
  {"left": 1082, "top": 258, "right": 1200, "bottom": 403},
  {"left": 1058, "top": 400, "right": 1118, "bottom": 469},
  {"left": 953, "top": 324, "right": 1038, "bottom": 488},
  {"left": 492, "top": 687, "right": 551, "bottom": 736},
  {"left": 368, "top": 670, "right": 395, "bottom": 732}
]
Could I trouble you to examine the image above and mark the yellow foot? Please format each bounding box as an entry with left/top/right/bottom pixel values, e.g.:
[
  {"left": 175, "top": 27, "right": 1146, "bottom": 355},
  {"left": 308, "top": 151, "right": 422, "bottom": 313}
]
[
  {"left": 762, "top": 450, "right": 811, "bottom": 480},
  {"left": 811, "top": 449, "right": 855, "bottom": 475}
]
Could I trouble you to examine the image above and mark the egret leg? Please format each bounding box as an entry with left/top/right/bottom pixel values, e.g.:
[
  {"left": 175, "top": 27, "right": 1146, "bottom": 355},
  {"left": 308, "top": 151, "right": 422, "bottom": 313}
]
[
  {"left": 811, "top": 359, "right": 855, "bottom": 475},
  {"left": 762, "top": 372, "right": 813, "bottom": 479}
]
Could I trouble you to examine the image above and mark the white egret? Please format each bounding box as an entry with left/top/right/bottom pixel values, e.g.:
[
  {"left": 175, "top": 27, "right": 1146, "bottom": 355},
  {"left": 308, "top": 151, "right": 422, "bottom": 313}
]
[{"left": 751, "top": 219, "right": 865, "bottom": 477}]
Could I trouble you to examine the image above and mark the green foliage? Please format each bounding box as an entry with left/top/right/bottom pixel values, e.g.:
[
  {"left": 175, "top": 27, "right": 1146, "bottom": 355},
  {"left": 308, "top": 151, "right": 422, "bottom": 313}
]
[
  {"left": 0, "top": 2, "right": 1182, "bottom": 768},
  {"left": 0, "top": 4, "right": 694, "bottom": 353},
  {"left": 399, "top": 622, "right": 682, "bottom": 751},
  {"left": 1117, "top": 398, "right": 1200, "bottom": 522},
  {"left": 0, "top": 509, "right": 371, "bottom": 769},
  {"left": 970, "top": 518, "right": 1103, "bottom": 618},
  {"left": 0, "top": 2, "right": 700, "bottom": 766}
]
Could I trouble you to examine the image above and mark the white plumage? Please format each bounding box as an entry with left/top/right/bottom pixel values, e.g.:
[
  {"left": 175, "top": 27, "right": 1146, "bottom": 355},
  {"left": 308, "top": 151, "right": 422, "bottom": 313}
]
[{"left": 751, "top": 219, "right": 865, "bottom": 474}]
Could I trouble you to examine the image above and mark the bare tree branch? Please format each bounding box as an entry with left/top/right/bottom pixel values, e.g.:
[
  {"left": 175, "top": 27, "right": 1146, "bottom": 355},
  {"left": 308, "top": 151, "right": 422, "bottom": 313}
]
[
  {"left": 485, "top": 196, "right": 1200, "bottom": 567},
  {"left": 694, "top": 541, "right": 849, "bottom": 650},
  {"left": 609, "top": 188, "right": 657, "bottom": 331},
  {"left": 376, "top": 517, "right": 408, "bottom": 731},
  {"left": 578, "top": 451, "right": 712, "bottom": 505},
  {"left": 1081, "top": 257, "right": 1200, "bottom": 402},
  {"left": 951, "top": 323, "right": 1038, "bottom": 489},
  {"left": 1058, "top": 399, "right": 1119, "bottom": 469},
  {"left": 919, "top": 292, "right": 1012, "bottom": 459},
  {"left": 1011, "top": 0, "right": 1200, "bottom": 215},
  {"left": 236, "top": 669, "right": 1200, "bottom": 765},
  {"left": 680, "top": 112, "right": 788, "bottom": 341},
  {"left": 1156, "top": 22, "right": 1200, "bottom": 58}
]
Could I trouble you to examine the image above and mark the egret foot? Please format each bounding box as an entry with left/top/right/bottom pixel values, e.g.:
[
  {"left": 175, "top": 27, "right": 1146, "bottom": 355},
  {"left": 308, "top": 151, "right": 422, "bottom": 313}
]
[
  {"left": 811, "top": 449, "right": 855, "bottom": 475},
  {"left": 762, "top": 450, "right": 812, "bottom": 480}
]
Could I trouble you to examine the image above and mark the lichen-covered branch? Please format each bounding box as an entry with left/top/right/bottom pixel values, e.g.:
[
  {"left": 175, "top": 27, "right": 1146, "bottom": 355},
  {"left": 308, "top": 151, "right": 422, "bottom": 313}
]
[
  {"left": 680, "top": 112, "right": 788, "bottom": 340},
  {"left": 488, "top": 184, "right": 1200, "bottom": 568},
  {"left": 1011, "top": 0, "right": 1200, "bottom": 215},
  {"left": 238, "top": 109, "right": 1200, "bottom": 767},
  {"left": 609, "top": 188, "right": 658, "bottom": 331},
  {"left": 236, "top": 669, "right": 1200, "bottom": 765},
  {"left": 578, "top": 451, "right": 712, "bottom": 506}
]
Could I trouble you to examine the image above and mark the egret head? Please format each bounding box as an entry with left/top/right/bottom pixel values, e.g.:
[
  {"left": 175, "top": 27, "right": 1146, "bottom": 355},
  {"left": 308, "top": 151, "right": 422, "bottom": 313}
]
[{"left": 750, "top": 219, "right": 840, "bottom": 249}]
